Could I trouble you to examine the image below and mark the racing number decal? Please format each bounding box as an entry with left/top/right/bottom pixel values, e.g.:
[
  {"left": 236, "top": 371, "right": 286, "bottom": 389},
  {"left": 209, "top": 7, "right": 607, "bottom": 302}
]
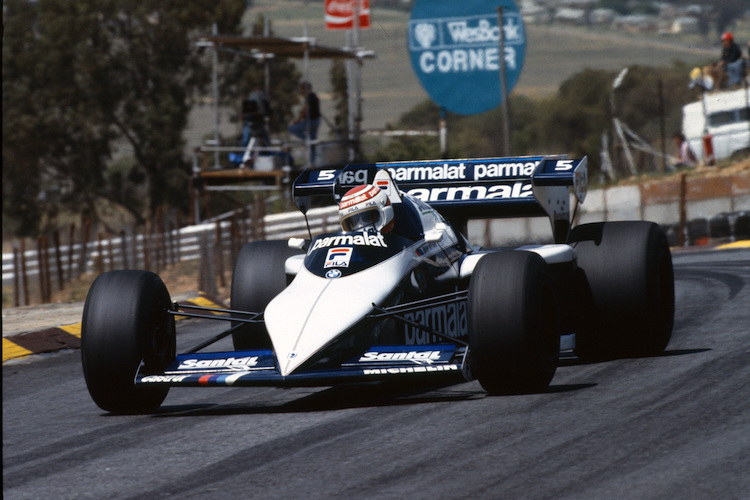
[{"left": 555, "top": 160, "right": 574, "bottom": 171}]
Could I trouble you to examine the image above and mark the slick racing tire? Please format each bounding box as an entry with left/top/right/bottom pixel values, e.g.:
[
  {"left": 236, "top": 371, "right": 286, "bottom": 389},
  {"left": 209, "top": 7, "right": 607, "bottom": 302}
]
[
  {"left": 468, "top": 251, "right": 560, "bottom": 395},
  {"left": 81, "top": 270, "right": 175, "bottom": 414},
  {"left": 230, "top": 240, "right": 304, "bottom": 350},
  {"left": 569, "top": 221, "right": 674, "bottom": 360}
]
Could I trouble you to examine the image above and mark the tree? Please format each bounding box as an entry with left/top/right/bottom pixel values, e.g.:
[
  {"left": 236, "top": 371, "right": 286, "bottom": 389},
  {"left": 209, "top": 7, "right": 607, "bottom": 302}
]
[
  {"left": 329, "top": 58, "right": 349, "bottom": 140},
  {"left": 2, "top": 0, "right": 246, "bottom": 236}
]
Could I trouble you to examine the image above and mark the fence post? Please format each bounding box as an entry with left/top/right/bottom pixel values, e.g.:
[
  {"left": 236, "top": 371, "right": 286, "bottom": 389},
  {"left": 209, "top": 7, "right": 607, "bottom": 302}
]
[
  {"left": 120, "top": 230, "right": 129, "bottom": 269},
  {"left": 53, "top": 230, "right": 64, "bottom": 291},
  {"left": 37, "top": 236, "right": 48, "bottom": 304},
  {"left": 144, "top": 219, "right": 152, "bottom": 271},
  {"left": 175, "top": 214, "right": 182, "bottom": 263},
  {"left": 131, "top": 225, "right": 139, "bottom": 270},
  {"left": 13, "top": 243, "right": 21, "bottom": 307},
  {"left": 215, "top": 221, "right": 225, "bottom": 288},
  {"left": 78, "top": 218, "right": 91, "bottom": 277},
  {"left": 107, "top": 233, "right": 115, "bottom": 272},
  {"left": 96, "top": 233, "right": 105, "bottom": 275},
  {"left": 20, "top": 239, "right": 29, "bottom": 306},
  {"left": 257, "top": 196, "right": 266, "bottom": 240},
  {"left": 67, "top": 222, "right": 75, "bottom": 283}
]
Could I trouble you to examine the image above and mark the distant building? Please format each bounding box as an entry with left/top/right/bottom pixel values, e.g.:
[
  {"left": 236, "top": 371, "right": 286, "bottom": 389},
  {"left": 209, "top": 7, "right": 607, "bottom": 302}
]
[
  {"left": 554, "top": 7, "right": 586, "bottom": 25},
  {"left": 669, "top": 16, "right": 700, "bottom": 35},
  {"left": 589, "top": 8, "right": 615, "bottom": 26}
]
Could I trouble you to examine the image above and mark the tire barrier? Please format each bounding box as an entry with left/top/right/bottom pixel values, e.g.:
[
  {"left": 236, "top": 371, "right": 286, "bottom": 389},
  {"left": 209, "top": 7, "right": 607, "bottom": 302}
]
[
  {"left": 735, "top": 212, "right": 750, "bottom": 239},
  {"left": 687, "top": 218, "right": 709, "bottom": 246},
  {"left": 709, "top": 213, "right": 732, "bottom": 240}
]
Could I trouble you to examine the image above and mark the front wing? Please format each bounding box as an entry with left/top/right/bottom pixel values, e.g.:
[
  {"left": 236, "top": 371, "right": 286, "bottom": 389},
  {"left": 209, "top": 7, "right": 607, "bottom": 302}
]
[{"left": 136, "top": 345, "right": 466, "bottom": 388}]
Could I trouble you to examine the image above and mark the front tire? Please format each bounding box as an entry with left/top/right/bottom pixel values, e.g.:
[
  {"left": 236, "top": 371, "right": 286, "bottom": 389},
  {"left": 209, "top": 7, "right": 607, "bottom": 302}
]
[
  {"left": 468, "top": 251, "right": 560, "bottom": 395},
  {"left": 81, "top": 271, "right": 175, "bottom": 414},
  {"left": 230, "top": 241, "right": 304, "bottom": 350},
  {"left": 569, "top": 221, "right": 674, "bottom": 360}
]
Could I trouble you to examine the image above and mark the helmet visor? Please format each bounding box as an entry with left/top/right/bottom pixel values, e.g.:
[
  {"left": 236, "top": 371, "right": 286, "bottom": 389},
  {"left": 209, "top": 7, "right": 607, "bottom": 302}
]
[{"left": 341, "top": 207, "right": 381, "bottom": 231}]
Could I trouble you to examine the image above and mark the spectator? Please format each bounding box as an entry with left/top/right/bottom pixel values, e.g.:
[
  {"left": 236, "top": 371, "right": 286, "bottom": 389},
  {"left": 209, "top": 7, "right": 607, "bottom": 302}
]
[
  {"left": 672, "top": 132, "right": 696, "bottom": 168},
  {"left": 710, "top": 32, "right": 745, "bottom": 88},
  {"left": 288, "top": 81, "right": 321, "bottom": 164}
]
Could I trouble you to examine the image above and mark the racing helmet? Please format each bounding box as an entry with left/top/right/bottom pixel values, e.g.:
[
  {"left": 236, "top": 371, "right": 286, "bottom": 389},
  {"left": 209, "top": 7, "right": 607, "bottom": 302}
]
[{"left": 338, "top": 184, "right": 395, "bottom": 233}]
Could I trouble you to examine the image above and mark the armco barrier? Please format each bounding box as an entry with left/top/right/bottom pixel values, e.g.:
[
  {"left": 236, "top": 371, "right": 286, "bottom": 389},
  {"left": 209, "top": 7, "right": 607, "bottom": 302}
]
[
  {"left": 2, "top": 206, "right": 339, "bottom": 288},
  {"left": 3, "top": 171, "right": 749, "bottom": 287}
]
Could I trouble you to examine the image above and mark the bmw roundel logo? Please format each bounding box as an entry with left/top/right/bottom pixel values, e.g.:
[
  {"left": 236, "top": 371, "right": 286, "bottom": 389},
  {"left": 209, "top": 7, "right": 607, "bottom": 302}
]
[{"left": 325, "top": 269, "right": 342, "bottom": 279}]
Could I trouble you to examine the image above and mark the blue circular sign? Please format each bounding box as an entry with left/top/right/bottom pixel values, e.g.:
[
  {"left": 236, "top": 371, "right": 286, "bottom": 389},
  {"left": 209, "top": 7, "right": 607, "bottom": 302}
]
[{"left": 408, "top": 0, "right": 526, "bottom": 115}]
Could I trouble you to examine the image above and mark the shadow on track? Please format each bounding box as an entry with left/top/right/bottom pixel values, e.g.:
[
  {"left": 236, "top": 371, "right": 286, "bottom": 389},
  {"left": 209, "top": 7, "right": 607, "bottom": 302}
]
[{"left": 153, "top": 379, "right": 483, "bottom": 417}]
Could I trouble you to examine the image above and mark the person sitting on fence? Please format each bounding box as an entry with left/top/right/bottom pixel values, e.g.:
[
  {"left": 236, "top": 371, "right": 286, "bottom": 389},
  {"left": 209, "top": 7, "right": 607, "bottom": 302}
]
[{"left": 708, "top": 32, "right": 745, "bottom": 89}]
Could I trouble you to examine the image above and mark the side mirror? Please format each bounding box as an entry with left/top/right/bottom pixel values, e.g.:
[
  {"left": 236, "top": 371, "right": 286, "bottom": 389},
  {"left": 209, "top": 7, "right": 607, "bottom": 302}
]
[
  {"left": 424, "top": 223, "right": 447, "bottom": 243},
  {"left": 288, "top": 238, "right": 306, "bottom": 250}
]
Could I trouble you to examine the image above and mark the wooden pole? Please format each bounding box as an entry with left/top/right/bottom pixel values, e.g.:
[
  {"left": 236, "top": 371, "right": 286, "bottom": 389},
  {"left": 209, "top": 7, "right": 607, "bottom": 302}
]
[
  {"left": 96, "top": 233, "right": 105, "bottom": 275},
  {"left": 67, "top": 222, "right": 75, "bottom": 283},
  {"left": 120, "top": 230, "right": 129, "bottom": 269},
  {"left": 20, "top": 239, "right": 29, "bottom": 306},
  {"left": 107, "top": 233, "right": 115, "bottom": 272},
  {"left": 13, "top": 243, "right": 21, "bottom": 307},
  {"left": 78, "top": 218, "right": 91, "bottom": 276},
  {"left": 53, "top": 230, "right": 64, "bottom": 291},
  {"left": 37, "top": 237, "right": 47, "bottom": 303},
  {"left": 144, "top": 220, "right": 152, "bottom": 272},
  {"left": 215, "top": 221, "right": 225, "bottom": 288},
  {"left": 497, "top": 7, "right": 511, "bottom": 157}
]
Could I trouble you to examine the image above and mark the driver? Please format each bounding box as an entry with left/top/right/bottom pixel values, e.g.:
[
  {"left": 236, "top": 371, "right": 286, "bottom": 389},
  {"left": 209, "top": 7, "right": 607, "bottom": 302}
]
[{"left": 338, "top": 184, "right": 395, "bottom": 233}]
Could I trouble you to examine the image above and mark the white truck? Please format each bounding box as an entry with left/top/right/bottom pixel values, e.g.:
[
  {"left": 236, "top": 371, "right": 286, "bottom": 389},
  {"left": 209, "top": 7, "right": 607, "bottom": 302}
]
[{"left": 682, "top": 88, "right": 750, "bottom": 163}]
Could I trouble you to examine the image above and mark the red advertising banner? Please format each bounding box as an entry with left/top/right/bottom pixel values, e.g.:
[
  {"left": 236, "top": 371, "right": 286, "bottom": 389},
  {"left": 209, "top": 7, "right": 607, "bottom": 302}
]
[{"left": 325, "top": 0, "right": 371, "bottom": 30}]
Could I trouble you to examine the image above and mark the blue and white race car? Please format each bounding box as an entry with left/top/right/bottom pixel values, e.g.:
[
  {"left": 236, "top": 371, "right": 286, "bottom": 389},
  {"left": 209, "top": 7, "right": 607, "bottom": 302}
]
[{"left": 81, "top": 155, "right": 674, "bottom": 414}]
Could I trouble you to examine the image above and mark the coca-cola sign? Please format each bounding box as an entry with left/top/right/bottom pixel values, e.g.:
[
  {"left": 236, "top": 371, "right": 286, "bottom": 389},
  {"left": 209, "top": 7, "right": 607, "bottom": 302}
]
[{"left": 325, "top": 0, "right": 371, "bottom": 30}]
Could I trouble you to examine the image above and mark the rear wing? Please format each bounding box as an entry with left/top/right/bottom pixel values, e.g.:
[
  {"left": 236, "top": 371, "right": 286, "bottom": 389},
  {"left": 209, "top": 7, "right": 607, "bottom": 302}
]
[{"left": 293, "top": 155, "right": 587, "bottom": 243}]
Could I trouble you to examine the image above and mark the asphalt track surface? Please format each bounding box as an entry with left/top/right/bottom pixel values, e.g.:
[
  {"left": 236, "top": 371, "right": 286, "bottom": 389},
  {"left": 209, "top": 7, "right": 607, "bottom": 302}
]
[{"left": 4, "top": 249, "right": 749, "bottom": 499}]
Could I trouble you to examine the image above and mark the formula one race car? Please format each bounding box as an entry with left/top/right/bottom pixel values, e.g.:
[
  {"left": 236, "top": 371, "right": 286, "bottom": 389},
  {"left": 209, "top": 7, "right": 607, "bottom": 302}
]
[{"left": 81, "top": 155, "right": 675, "bottom": 414}]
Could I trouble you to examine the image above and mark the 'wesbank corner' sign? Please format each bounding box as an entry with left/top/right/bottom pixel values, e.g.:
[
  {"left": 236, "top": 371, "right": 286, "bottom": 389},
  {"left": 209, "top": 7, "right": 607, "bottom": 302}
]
[{"left": 408, "top": 0, "right": 526, "bottom": 115}]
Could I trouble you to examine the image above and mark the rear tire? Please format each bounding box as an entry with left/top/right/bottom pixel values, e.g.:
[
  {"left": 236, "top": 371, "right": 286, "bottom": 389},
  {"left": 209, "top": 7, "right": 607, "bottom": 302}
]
[
  {"left": 81, "top": 271, "right": 175, "bottom": 414},
  {"left": 230, "top": 241, "right": 304, "bottom": 350},
  {"left": 569, "top": 221, "right": 674, "bottom": 360},
  {"left": 468, "top": 251, "right": 560, "bottom": 395}
]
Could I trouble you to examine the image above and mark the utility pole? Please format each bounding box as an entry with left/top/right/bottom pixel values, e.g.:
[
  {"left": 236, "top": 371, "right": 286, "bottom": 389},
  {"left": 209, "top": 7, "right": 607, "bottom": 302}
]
[{"left": 497, "top": 7, "right": 511, "bottom": 156}]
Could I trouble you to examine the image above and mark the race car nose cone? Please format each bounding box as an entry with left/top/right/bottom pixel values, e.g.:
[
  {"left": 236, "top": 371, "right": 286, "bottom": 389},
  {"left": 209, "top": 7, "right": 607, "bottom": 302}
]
[{"left": 265, "top": 258, "right": 408, "bottom": 376}]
